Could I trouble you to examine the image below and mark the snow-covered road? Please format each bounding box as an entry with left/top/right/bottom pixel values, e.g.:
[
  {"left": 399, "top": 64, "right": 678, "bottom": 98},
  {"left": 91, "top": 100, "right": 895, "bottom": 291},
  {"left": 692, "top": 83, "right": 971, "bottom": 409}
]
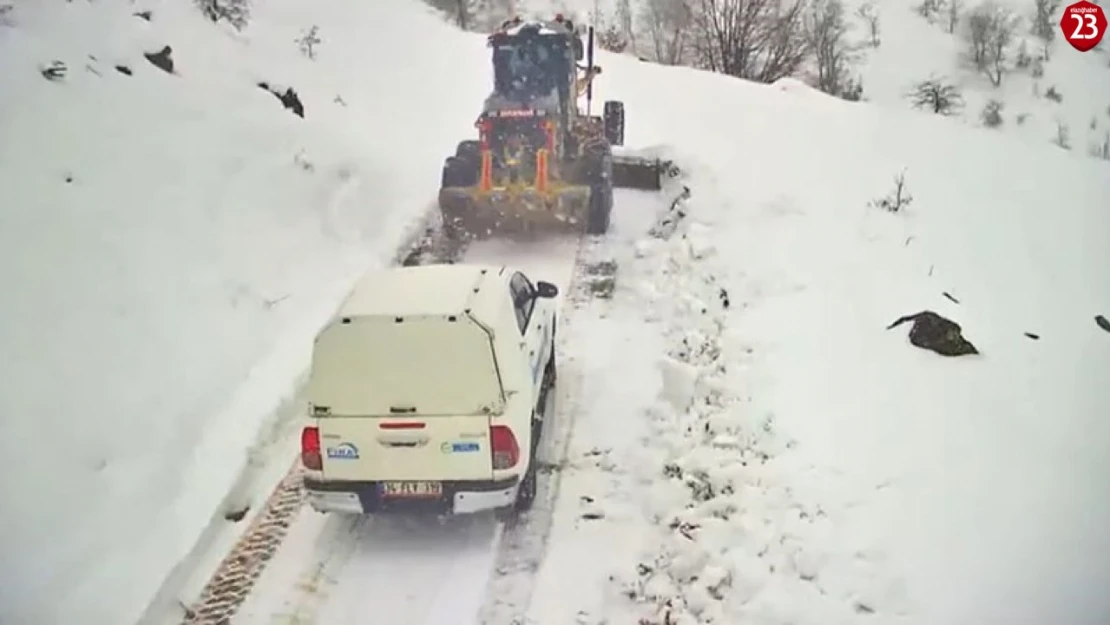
[{"left": 180, "top": 189, "right": 671, "bottom": 625}]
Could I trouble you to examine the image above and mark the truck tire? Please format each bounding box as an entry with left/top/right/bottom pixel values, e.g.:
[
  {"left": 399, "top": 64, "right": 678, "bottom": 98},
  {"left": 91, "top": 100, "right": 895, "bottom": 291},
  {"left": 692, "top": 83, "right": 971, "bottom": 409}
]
[
  {"left": 603, "top": 100, "right": 625, "bottom": 147},
  {"left": 580, "top": 142, "right": 613, "bottom": 235},
  {"left": 441, "top": 156, "right": 463, "bottom": 188},
  {"left": 455, "top": 140, "right": 481, "bottom": 186},
  {"left": 586, "top": 180, "right": 613, "bottom": 234},
  {"left": 514, "top": 457, "right": 538, "bottom": 512}
]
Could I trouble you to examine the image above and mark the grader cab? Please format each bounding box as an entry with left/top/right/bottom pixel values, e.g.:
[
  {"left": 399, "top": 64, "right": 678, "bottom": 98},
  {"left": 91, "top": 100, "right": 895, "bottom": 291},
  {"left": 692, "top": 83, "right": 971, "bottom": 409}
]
[{"left": 437, "top": 15, "right": 665, "bottom": 240}]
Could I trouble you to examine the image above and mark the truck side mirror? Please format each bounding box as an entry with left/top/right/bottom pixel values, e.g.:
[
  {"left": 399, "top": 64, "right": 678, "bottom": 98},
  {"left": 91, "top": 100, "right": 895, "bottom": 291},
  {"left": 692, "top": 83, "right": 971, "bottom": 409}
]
[{"left": 535, "top": 281, "right": 559, "bottom": 298}]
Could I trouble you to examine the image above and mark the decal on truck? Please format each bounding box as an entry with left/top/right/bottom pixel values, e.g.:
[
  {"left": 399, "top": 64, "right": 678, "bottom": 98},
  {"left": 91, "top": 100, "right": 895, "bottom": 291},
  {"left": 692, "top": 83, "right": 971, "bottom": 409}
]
[
  {"left": 441, "top": 441, "right": 481, "bottom": 454},
  {"left": 326, "top": 442, "right": 360, "bottom": 460}
]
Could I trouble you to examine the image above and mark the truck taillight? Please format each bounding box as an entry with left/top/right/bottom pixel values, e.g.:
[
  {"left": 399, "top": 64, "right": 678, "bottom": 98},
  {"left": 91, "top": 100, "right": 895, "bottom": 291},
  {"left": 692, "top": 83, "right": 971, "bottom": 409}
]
[
  {"left": 301, "top": 426, "right": 322, "bottom": 471},
  {"left": 489, "top": 425, "right": 520, "bottom": 470}
]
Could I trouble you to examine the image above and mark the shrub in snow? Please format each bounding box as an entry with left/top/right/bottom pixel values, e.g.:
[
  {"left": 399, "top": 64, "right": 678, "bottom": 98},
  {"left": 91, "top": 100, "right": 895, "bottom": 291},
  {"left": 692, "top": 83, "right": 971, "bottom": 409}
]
[
  {"left": 908, "top": 77, "right": 964, "bottom": 115},
  {"left": 1054, "top": 121, "right": 1071, "bottom": 149},
  {"left": 1088, "top": 131, "right": 1110, "bottom": 160},
  {"left": 637, "top": 0, "right": 694, "bottom": 65},
  {"left": 195, "top": 0, "right": 250, "bottom": 31},
  {"left": 886, "top": 311, "right": 980, "bottom": 356},
  {"left": 962, "top": 1, "right": 1020, "bottom": 86},
  {"left": 133, "top": 10, "right": 152, "bottom": 22},
  {"left": 1030, "top": 0, "right": 1060, "bottom": 59},
  {"left": 1030, "top": 56, "right": 1045, "bottom": 78},
  {"left": 916, "top": 0, "right": 944, "bottom": 21},
  {"left": 856, "top": 2, "right": 881, "bottom": 46},
  {"left": 0, "top": 3, "right": 13, "bottom": 27},
  {"left": 597, "top": 22, "right": 630, "bottom": 53},
  {"left": 981, "top": 99, "right": 1004, "bottom": 127},
  {"left": 1015, "top": 40, "right": 1032, "bottom": 69},
  {"left": 870, "top": 170, "right": 913, "bottom": 213},
  {"left": 1045, "top": 84, "right": 1062, "bottom": 102},
  {"left": 296, "top": 25, "right": 321, "bottom": 60}
]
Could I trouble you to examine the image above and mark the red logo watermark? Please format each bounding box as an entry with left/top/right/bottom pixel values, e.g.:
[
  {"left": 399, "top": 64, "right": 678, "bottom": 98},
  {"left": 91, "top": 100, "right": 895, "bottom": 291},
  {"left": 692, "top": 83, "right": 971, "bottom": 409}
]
[{"left": 1060, "top": 0, "right": 1106, "bottom": 52}]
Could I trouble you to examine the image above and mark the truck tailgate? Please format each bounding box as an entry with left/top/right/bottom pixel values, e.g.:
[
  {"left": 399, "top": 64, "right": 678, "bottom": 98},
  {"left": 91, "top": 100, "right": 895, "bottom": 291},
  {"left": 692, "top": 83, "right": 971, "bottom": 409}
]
[{"left": 318, "top": 415, "right": 492, "bottom": 482}]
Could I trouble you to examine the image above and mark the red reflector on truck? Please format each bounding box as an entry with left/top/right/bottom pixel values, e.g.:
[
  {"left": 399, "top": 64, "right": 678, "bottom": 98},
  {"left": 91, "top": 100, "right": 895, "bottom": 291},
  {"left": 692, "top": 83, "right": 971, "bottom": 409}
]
[
  {"left": 300, "top": 426, "right": 322, "bottom": 471},
  {"left": 490, "top": 425, "right": 520, "bottom": 470}
]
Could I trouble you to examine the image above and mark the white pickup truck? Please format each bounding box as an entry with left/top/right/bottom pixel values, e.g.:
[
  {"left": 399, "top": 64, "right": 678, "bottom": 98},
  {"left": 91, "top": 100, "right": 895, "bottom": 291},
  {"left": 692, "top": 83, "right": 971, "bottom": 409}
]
[{"left": 299, "top": 263, "right": 559, "bottom": 517}]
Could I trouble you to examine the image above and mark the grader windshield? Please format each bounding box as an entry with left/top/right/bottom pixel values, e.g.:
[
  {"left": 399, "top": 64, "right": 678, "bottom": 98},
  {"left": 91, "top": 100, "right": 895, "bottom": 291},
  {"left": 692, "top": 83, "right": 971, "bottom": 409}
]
[{"left": 491, "top": 32, "right": 571, "bottom": 103}]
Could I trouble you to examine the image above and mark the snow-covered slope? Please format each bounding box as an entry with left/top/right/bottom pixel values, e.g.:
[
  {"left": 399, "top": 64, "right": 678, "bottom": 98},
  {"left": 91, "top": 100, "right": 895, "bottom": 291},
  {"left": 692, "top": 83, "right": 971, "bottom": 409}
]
[
  {"left": 0, "top": 2, "right": 484, "bottom": 624},
  {"left": 535, "top": 0, "right": 1110, "bottom": 156},
  {"left": 854, "top": 0, "right": 1110, "bottom": 156},
  {"left": 2, "top": 1, "right": 1109, "bottom": 625}
]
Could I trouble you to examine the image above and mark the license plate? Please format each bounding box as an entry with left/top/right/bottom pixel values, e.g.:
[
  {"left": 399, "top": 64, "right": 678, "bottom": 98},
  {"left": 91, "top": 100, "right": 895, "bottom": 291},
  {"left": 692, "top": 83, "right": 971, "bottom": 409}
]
[{"left": 380, "top": 481, "right": 443, "bottom": 498}]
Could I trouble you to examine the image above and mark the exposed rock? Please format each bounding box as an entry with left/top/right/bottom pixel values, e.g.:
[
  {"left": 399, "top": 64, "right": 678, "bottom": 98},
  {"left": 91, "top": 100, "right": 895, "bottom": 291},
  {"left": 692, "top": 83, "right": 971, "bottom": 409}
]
[
  {"left": 886, "top": 310, "right": 979, "bottom": 356},
  {"left": 143, "top": 45, "right": 174, "bottom": 74}
]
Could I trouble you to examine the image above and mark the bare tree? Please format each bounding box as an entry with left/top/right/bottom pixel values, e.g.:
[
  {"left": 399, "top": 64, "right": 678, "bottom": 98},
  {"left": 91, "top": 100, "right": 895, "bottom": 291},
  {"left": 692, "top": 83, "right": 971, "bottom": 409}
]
[
  {"left": 615, "top": 0, "right": 637, "bottom": 53},
  {"left": 947, "top": 0, "right": 962, "bottom": 33},
  {"left": 963, "top": 1, "right": 1020, "bottom": 86},
  {"left": 1053, "top": 121, "right": 1071, "bottom": 149},
  {"left": 870, "top": 170, "right": 914, "bottom": 213},
  {"left": 688, "top": 0, "right": 812, "bottom": 83},
  {"left": 1030, "top": 0, "right": 1060, "bottom": 59},
  {"left": 916, "top": 0, "right": 944, "bottom": 21},
  {"left": 1089, "top": 131, "right": 1110, "bottom": 160},
  {"left": 807, "top": 0, "right": 857, "bottom": 96},
  {"left": 296, "top": 25, "right": 322, "bottom": 60},
  {"left": 195, "top": 0, "right": 250, "bottom": 31},
  {"left": 638, "top": 0, "right": 694, "bottom": 65},
  {"left": 423, "top": 0, "right": 512, "bottom": 32},
  {"left": 980, "top": 99, "right": 1004, "bottom": 126},
  {"left": 907, "top": 77, "right": 964, "bottom": 114},
  {"left": 856, "top": 2, "right": 880, "bottom": 46}
]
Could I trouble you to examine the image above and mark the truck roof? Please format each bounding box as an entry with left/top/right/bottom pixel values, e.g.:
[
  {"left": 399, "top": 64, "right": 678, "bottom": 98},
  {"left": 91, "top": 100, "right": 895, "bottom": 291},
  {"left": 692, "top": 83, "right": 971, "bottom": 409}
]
[{"left": 336, "top": 263, "right": 506, "bottom": 319}]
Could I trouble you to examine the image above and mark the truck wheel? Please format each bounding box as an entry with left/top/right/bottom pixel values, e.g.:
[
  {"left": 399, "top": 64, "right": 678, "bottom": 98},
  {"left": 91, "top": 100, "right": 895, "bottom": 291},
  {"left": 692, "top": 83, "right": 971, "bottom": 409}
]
[
  {"left": 586, "top": 180, "right": 613, "bottom": 235},
  {"left": 514, "top": 463, "right": 537, "bottom": 512},
  {"left": 455, "top": 140, "right": 481, "bottom": 186},
  {"left": 441, "top": 156, "right": 463, "bottom": 188},
  {"left": 603, "top": 100, "right": 625, "bottom": 147}
]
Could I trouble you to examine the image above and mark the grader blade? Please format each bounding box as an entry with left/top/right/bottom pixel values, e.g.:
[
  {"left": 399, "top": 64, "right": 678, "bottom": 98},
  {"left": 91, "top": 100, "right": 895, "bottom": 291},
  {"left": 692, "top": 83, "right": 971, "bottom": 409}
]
[
  {"left": 438, "top": 184, "right": 592, "bottom": 240},
  {"left": 612, "top": 155, "right": 664, "bottom": 190}
]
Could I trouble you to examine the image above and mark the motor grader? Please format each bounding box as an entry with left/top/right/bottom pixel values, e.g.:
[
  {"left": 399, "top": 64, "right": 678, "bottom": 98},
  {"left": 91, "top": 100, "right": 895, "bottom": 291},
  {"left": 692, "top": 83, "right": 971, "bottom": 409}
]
[{"left": 438, "top": 15, "right": 663, "bottom": 240}]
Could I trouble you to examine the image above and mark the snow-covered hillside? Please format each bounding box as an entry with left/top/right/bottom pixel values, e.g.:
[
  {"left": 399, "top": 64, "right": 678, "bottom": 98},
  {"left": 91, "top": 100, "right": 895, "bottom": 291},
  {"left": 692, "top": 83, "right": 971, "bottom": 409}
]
[
  {"left": 0, "top": 2, "right": 484, "bottom": 624},
  {"left": 536, "top": 0, "right": 1110, "bottom": 157},
  {"left": 2, "top": 1, "right": 1108, "bottom": 625}
]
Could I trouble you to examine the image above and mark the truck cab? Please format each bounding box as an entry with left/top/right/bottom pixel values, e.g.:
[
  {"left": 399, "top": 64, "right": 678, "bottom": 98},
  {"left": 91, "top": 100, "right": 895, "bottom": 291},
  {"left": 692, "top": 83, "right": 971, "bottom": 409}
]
[{"left": 300, "top": 263, "right": 559, "bottom": 517}]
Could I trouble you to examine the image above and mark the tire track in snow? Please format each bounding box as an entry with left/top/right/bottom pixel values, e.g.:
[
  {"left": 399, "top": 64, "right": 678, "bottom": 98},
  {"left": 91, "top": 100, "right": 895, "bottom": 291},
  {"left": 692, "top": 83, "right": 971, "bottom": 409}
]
[
  {"left": 476, "top": 188, "right": 669, "bottom": 625},
  {"left": 475, "top": 237, "right": 601, "bottom": 625},
  {"left": 177, "top": 202, "right": 464, "bottom": 625}
]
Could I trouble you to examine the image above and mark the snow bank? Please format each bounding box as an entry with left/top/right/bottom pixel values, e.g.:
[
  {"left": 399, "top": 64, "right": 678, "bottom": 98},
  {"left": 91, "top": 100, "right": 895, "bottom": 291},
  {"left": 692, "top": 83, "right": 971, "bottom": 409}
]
[
  {"left": 0, "top": 1, "right": 488, "bottom": 624},
  {"left": 591, "top": 50, "right": 1110, "bottom": 624},
  {"left": 518, "top": 42, "right": 1109, "bottom": 625}
]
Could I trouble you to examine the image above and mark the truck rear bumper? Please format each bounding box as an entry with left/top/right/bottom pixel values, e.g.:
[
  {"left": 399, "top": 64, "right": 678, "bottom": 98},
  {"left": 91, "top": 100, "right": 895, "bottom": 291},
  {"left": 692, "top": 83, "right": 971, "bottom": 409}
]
[{"left": 303, "top": 475, "right": 519, "bottom": 516}]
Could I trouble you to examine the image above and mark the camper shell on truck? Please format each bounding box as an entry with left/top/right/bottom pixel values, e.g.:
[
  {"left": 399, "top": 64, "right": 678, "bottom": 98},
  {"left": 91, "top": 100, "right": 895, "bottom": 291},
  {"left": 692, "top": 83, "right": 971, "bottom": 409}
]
[{"left": 300, "top": 263, "right": 559, "bottom": 517}]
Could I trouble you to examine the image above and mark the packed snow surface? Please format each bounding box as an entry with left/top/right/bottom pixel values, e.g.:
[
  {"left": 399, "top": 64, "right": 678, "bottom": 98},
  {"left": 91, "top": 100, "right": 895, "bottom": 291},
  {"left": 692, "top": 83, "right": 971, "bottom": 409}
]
[{"left": 1, "top": 1, "right": 1109, "bottom": 625}]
